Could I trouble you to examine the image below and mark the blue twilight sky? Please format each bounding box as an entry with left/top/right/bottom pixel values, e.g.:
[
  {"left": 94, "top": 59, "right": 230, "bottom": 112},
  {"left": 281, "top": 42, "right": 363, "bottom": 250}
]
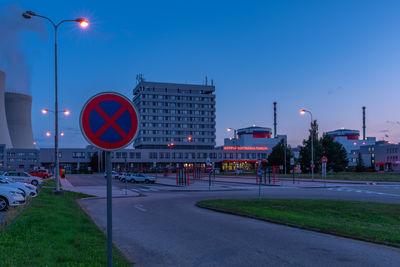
[{"left": 1, "top": 0, "right": 400, "bottom": 148}]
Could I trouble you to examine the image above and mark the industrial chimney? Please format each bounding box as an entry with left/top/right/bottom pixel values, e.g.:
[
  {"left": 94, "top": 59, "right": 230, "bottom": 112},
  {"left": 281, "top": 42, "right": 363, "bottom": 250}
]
[
  {"left": 0, "top": 70, "right": 13, "bottom": 148},
  {"left": 273, "top": 101, "right": 277, "bottom": 138},
  {"left": 5, "top": 92, "right": 35, "bottom": 149},
  {"left": 362, "top": 106, "right": 366, "bottom": 140}
]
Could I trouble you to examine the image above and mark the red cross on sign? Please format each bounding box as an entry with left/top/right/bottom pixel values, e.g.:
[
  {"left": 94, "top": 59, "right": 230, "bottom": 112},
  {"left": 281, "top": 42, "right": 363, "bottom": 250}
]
[{"left": 80, "top": 92, "right": 140, "bottom": 151}]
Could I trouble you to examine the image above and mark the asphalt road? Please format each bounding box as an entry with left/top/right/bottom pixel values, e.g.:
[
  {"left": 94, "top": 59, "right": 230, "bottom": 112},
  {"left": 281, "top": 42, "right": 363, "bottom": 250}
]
[
  {"left": 68, "top": 174, "right": 400, "bottom": 203},
  {"left": 81, "top": 190, "right": 400, "bottom": 267},
  {"left": 76, "top": 174, "right": 400, "bottom": 266}
]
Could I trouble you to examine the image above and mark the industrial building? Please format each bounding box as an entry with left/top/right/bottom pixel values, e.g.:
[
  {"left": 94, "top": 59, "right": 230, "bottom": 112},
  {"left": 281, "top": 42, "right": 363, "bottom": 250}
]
[
  {"left": 326, "top": 128, "right": 376, "bottom": 166},
  {"left": 0, "top": 70, "right": 39, "bottom": 171}
]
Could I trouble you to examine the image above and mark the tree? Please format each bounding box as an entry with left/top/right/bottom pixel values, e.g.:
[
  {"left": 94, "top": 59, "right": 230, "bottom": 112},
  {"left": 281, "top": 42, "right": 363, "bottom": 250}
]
[
  {"left": 89, "top": 152, "right": 99, "bottom": 173},
  {"left": 320, "top": 134, "right": 348, "bottom": 172},
  {"left": 355, "top": 152, "right": 365, "bottom": 172},
  {"left": 267, "top": 139, "right": 293, "bottom": 171}
]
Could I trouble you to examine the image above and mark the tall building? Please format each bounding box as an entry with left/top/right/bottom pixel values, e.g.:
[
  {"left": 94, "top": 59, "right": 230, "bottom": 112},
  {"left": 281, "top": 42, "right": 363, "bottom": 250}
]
[
  {"left": 326, "top": 129, "right": 376, "bottom": 166},
  {"left": 132, "top": 80, "right": 216, "bottom": 150}
]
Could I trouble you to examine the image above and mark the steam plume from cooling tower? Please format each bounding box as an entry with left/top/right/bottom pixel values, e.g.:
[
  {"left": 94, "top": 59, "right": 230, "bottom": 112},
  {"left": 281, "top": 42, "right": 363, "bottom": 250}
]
[{"left": 0, "top": 4, "right": 46, "bottom": 95}]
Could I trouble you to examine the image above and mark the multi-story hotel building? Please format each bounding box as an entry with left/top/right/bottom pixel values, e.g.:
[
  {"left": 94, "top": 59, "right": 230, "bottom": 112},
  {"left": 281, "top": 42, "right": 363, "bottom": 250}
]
[{"left": 132, "top": 80, "right": 216, "bottom": 150}]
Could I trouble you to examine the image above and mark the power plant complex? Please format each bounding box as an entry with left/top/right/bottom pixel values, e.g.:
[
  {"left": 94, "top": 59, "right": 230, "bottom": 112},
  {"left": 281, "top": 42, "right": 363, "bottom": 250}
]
[{"left": 1, "top": 69, "right": 399, "bottom": 173}]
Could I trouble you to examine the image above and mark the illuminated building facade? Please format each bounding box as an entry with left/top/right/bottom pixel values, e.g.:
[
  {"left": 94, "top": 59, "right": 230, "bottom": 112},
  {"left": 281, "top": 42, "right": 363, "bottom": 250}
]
[{"left": 219, "top": 126, "right": 286, "bottom": 171}]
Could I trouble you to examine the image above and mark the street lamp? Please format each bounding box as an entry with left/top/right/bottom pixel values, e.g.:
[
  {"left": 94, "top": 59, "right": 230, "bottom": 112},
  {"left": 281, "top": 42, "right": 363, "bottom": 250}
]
[
  {"left": 42, "top": 108, "right": 71, "bottom": 115},
  {"left": 168, "top": 142, "right": 174, "bottom": 171},
  {"left": 23, "top": 10, "right": 88, "bottom": 193},
  {"left": 227, "top": 128, "right": 238, "bottom": 174},
  {"left": 45, "top": 131, "right": 65, "bottom": 137},
  {"left": 300, "top": 109, "right": 314, "bottom": 181}
]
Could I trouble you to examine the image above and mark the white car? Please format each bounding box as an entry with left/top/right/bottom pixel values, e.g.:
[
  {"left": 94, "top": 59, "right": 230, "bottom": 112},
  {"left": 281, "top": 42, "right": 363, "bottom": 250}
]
[
  {"left": 128, "top": 173, "right": 156, "bottom": 184},
  {"left": 0, "top": 177, "right": 38, "bottom": 197},
  {"left": 0, "top": 186, "right": 25, "bottom": 211},
  {"left": 1, "top": 171, "right": 42, "bottom": 186},
  {"left": 119, "top": 173, "right": 131, "bottom": 183},
  {"left": 104, "top": 171, "right": 120, "bottom": 180}
]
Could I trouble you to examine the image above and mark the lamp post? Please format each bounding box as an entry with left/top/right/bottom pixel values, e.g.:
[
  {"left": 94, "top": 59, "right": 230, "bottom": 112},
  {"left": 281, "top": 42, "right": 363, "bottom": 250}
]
[
  {"left": 23, "top": 11, "right": 88, "bottom": 193},
  {"left": 300, "top": 109, "right": 314, "bottom": 181},
  {"left": 168, "top": 142, "right": 174, "bottom": 172},
  {"left": 227, "top": 128, "right": 238, "bottom": 174}
]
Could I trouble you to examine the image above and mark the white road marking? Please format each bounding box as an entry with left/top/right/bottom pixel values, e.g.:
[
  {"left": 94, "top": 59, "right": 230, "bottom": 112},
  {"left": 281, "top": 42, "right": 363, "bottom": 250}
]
[
  {"left": 134, "top": 204, "right": 146, "bottom": 212},
  {"left": 327, "top": 187, "right": 400, "bottom": 197}
]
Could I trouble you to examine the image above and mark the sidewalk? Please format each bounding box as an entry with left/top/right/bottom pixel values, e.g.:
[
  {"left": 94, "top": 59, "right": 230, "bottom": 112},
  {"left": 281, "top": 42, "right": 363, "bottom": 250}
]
[{"left": 60, "top": 178, "right": 140, "bottom": 197}]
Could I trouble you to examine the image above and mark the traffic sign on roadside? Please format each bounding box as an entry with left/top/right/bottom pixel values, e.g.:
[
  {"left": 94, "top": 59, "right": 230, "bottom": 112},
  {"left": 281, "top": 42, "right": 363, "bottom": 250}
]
[
  {"left": 322, "top": 156, "right": 328, "bottom": 163},
  {"left": 80, "top": 92, "right": 140, "bottom": 151},
  {"left": 79, "top": 92, "right": 139, "bottom": 267}
]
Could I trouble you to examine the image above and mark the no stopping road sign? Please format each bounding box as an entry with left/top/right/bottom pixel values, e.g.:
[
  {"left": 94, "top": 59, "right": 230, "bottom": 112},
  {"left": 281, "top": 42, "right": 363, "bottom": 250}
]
[{"left": 80, "top": 92, "right": 140, "bottom": 151}]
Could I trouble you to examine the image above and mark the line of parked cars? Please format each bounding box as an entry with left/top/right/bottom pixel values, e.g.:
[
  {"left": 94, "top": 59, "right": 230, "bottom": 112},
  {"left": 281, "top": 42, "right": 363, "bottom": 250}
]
[
  {"left": 0, "top": 171, "right": 44, "bottom": 211},
  {"left": 104, "top": 171, "right": 156, "bottom": 184}
]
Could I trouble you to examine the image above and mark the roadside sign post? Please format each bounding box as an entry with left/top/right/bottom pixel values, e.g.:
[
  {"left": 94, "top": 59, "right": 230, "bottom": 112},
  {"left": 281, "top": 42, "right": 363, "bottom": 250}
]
[
  {"left": 80, "top": 92, "right": 139, "bottom": 267},
  {"left": 257, "top": 165, "right": 262, "bottom": 198},
  {"left": 322, "top": 156, "right": 328, "bottom": 187},
  {"left": 106, "top": 151, "right": 112, "bottom": 266},
  {"left": 290, "top": 157, "right": 295, "bottom": 184}
]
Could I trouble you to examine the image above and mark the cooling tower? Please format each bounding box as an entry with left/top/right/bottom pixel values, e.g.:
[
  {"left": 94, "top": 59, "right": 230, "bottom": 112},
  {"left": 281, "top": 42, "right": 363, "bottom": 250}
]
[
  {"left": 5, "top": 92, "right": 35, "bottom": 149},
  {"left": 0, "top": 71, "right": 13, "bottom": 148}
]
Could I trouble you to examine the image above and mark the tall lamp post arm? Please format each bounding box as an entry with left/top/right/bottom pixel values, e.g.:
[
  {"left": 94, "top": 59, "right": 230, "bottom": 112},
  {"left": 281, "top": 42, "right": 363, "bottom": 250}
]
[
  {"left": 23, "top": 10, "right": 88, "bottom": 192},
  {"left": 36, "top": 14, "right": 56, "bottom": 28}
]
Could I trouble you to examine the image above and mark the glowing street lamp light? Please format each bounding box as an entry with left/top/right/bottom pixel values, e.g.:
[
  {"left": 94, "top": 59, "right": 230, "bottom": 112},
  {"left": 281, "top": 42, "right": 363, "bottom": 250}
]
[
  {"left": 23, "top": 10, "right": 88, "bottom": 193},
  {"left": 46, "top": 131, "right": 65, "bottom": 137},
  {"left": 41, "top": 108, "right": 70, "bottom": 115},
  {"left": 300, "top": 109, "right": 314, "bottom": 181},
  {"left": 76, "top": 18, "right": 89, "bottom": 28}
]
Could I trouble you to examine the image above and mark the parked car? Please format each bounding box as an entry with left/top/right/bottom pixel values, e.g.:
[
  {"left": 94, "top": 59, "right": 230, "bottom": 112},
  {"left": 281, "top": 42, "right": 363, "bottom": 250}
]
[
  {"left": 104, "top": 171, "right": 120, "bottom": 180},
  {"left": 119, "top": 172, "right": 132, "bottom": 183},
  {"left": 0, "top": 177, "right": 37, "bottom": 197},
  {"left": 129, "top": 173, "right": 156, "bottom": 184},
  {"left": 0, "top": 171, "right": 43, "bottom": 186},
  {"left": 29, "top": 169, "right": 50, "bottom": 179},
  {"left": 0, "top": 186, "right": 25, "bottom": 211}
]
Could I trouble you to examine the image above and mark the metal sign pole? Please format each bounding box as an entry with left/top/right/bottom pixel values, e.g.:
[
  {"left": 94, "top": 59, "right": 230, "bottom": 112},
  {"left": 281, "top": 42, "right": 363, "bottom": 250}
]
[{"left": 106, "top": 150, "right": 113, "bottom": 267}]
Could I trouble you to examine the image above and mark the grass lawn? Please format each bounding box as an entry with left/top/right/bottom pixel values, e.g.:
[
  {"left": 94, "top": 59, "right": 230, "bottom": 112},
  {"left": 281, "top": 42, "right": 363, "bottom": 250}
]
[
  {"left": 218, "top": 171, "right": 400, "bottom": 182},
  {"left": 198, "top": 199, "right": 400, "bottom": 247},
  {"left": 0, "top": 180, "right": 131, "bottom": 266}
]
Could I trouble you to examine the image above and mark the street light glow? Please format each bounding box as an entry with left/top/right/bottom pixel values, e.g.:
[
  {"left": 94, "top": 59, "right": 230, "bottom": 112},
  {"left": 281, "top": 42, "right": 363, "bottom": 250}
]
[
  {"left": 76, "top": 18, "right": 89, "bottom": 28},
  {"left": 46, "top": 131, "right": 51, "bottom": 137},
  {"left": 60, "top": 132, "right": 65, "bottom": 136},
  {"left": 227, "top": 128, "right": 232, "bottom": 132},
  {"left": 300, "top": 109, "right": 306, "bottom": 115},
  {"left": 42, "top": 109, "right": 48, "bottom": 114},
  {"left": 63, "top": 110, "right": 70, "bottom": 116}
]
